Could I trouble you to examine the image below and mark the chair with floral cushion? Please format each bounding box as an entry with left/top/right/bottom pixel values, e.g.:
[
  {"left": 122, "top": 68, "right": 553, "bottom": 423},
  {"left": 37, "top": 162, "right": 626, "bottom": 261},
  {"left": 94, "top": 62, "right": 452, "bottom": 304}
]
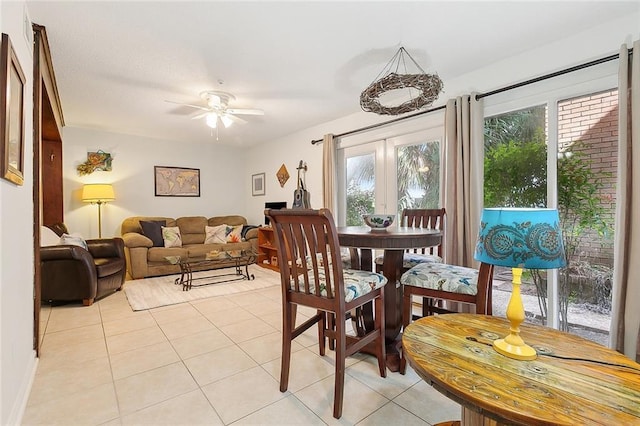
[
  {"left": 265, "top": 208, "right": 387, "bottom": 419},
  {"left": 399, "top": 261, "right": 494, "bottom": 374},
  {"left": 375, "top": 208, "right": 446, "bottom": 316}
]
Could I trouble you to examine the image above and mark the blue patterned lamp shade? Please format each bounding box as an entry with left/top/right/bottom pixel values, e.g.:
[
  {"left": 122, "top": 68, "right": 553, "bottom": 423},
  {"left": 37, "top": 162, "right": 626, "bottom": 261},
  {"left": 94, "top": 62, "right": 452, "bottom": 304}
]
[{"left": 474, "top": 208, "right": 566, "bottom": 269}]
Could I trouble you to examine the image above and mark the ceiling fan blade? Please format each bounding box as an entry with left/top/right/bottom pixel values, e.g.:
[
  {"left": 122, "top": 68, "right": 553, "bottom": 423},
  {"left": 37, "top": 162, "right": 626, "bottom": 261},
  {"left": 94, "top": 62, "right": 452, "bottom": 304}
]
[
  {"left": 226, "top": 108, "right": 264, "bottom": 116},
  {"left": 191, "top": 111, "right": 210, "bottom": 120},
  {"left": 227, "top": 114, "right": 247, "bottom": 124},
  {"left": 164, "top": 100, "right": 209, "bottom": 111}
]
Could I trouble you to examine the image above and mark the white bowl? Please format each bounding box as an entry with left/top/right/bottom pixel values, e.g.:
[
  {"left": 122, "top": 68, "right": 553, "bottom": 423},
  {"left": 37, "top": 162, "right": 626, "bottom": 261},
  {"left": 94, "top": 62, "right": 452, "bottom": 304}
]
[{"left": 363, "top": 214, "right": 394, "bottom": 230}]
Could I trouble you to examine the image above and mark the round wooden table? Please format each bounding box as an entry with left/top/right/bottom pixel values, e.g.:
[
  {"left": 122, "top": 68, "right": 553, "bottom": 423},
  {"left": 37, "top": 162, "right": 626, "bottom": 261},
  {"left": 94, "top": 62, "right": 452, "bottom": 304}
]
[
  {"left": 403, "top": 313, "right": 640, "bottom": 425},
  {"left": 337, "top": 226, "right": 442, "bottom": 371}
]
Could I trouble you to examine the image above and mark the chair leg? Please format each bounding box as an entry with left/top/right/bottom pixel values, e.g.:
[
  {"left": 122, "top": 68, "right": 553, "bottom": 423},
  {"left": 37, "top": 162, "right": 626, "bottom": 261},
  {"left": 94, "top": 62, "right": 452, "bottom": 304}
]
[
  {"left": 375, "top": 294, "right": 387, "bottom": 378},
  {"left": 318, "top": 310, "right": 326, "bottom": 356},
  {"left": 333, "top": 315, "right": 346, "bottom": 419},
  {"left": 83, "top": 298, "right": 94, "bottom": 306},
  {"left": 280, "top": 302, "right": 294, "bottom": 393}
]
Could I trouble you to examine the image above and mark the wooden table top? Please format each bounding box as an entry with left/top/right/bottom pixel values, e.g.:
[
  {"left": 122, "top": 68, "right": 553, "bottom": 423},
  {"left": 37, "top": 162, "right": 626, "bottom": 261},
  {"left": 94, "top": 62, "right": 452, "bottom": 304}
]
[
  {"left": 402, "top": 314, "right": 640, "bottom": 426},
  {"left": 337, "top": 226, "right": 442, "bottom": 250}
]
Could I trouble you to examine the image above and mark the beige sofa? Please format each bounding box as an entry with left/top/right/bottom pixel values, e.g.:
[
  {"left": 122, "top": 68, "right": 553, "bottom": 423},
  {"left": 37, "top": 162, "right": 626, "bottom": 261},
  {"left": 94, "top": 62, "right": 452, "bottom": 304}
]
[{"left": 121, "top": 215, "right": 258, "bottom": 279}]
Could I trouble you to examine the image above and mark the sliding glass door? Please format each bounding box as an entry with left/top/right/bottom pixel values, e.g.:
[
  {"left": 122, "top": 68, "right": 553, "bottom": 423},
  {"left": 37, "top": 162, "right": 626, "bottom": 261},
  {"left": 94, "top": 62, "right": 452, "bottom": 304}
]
[{"left": 484, "top": 88, "right": 617, "bottom": 345}]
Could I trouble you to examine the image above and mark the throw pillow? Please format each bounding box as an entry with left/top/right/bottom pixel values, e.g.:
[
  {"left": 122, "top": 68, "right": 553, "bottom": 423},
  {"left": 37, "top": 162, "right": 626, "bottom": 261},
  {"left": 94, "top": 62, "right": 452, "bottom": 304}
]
[
  {"left": 59, "top": 233, "right": 88, "bottom": 250},
  {"left": 226, "top": 225, "right": 243, "bottom": 243},
  {"left": 140, "top": 220, "right": 166, "bottom": 247},
  {"left": 162, "top": 226, "right": 182, "bottom": 248},
  {"left": 40, "top": 226, "right": 61, "bottom": 247},
  {"left": 205, "top": 225, "right": 227, "bottom": 244}
]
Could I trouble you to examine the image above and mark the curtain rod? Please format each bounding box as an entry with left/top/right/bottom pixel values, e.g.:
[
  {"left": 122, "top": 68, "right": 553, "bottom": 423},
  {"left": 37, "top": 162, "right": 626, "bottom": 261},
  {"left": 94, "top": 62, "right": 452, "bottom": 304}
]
[
  {"left": 310, "top": 104, "right": 446, "bottom": 145},
  {"left": 311, "top": 48, "right": 631, "bottom": 145}
]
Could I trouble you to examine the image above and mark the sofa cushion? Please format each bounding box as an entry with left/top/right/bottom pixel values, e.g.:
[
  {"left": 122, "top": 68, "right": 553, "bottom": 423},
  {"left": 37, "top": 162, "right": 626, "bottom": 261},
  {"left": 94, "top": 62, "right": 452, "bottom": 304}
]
[
  {"left": 176, "top": 216, "right": 207, "bottom": 245},
  {"left": 94, "top": 257, "right": 126, "bottom": 278},
  {"left": 187, "top": 241, "right": 253, "bottom": 259},
  {"left": 147, "top": 247, "right": 189, "bottom": 262},
  {"left": 208, "top": 215, "right": 248, "bottom": 227},
  {"left": 205, "top": 225, "right": 227, "bottom": 244},
  {"left": 140, "top": 220, "right": 166, "bottom": 247},
  {"left": 162, "top": 226, "right": 182, "bottom": 247}
]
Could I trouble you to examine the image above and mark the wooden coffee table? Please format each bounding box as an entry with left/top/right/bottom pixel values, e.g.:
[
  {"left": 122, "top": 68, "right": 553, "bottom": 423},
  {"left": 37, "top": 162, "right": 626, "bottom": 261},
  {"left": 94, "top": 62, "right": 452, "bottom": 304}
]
[
  {"left": 402, "top": 313, "right": 640, "bottom": 425},
  {"left": 166, "top": 251, "right": 256, "bottom": 291}
]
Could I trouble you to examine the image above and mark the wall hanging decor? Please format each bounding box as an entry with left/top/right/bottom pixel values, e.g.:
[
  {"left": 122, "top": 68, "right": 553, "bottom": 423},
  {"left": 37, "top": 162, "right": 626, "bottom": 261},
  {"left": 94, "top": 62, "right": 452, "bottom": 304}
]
[
  {"left": 292, "top": 160, "right": 310, "bottom": 209},
  {"left": 154, "top": 166, "right": 200, "bottom": 197},
  {"left": 276, "top": 163, "right": 289, "bottom": 187},
  {"left": 0, "top": 33, "right": 26, "bottom": 186},
  {"left": 252, "top": 172, "right": 265, "bottom": 196},
  {"left": 76, "top": 150, "right": 113, "bottom": 175},
  {"left": 360, "top": 47, "right": 443, "bottom": 116}
]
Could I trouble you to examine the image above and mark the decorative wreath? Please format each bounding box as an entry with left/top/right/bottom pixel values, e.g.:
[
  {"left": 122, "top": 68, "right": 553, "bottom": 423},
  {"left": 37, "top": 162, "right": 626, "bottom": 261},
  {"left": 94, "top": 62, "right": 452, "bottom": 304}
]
[{"left": 360, "top": 72, "right": 444, "bottom": 116}]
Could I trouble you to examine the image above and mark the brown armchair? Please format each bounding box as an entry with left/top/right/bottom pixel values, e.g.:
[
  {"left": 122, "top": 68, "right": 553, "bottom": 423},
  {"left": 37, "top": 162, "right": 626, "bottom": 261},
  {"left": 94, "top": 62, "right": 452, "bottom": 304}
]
[{"left": 41, "top": 224, "right": 126, "bottom": 306}]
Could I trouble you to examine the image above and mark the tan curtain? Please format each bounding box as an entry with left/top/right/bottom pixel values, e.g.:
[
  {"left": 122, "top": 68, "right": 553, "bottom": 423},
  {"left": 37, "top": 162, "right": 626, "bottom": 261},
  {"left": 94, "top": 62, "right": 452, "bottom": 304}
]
[
  {"left": 610, "top": 40, "right": 640, "bottom": 361},
  {"left": 443, "top": 94, "right": 484, "bottom": 267},
  {"left": 322, "top": 133, "right": 336, "bottom": 213}
]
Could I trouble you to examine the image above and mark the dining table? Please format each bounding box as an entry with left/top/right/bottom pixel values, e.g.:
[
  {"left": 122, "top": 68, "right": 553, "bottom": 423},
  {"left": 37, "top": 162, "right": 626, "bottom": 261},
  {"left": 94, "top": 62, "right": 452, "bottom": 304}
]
[{"left": 337, "top": 225, "right": 442, "bottom": 371}]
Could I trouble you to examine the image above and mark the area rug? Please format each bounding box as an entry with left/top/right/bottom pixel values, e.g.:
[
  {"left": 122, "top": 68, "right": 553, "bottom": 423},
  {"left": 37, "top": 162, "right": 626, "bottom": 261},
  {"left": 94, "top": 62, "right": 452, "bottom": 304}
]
[{"left": 124, "top": 265, "right": 279, "bottom": 311}]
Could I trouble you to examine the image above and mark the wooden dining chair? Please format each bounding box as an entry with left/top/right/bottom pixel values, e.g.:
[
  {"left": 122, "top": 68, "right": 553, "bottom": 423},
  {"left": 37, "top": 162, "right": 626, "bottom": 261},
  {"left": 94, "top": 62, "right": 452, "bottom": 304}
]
[
  {"left": 265, "top": 208, "right": 388, "bottom": 419},
  {"left": 375, "top": 208, "right": 446, "bottom": 273},
  {"left": 399, "top": 261, "right": 494, "bottom": 374},
  {"left": 375, "top": 208, "right": 446, "bottom": 317}
]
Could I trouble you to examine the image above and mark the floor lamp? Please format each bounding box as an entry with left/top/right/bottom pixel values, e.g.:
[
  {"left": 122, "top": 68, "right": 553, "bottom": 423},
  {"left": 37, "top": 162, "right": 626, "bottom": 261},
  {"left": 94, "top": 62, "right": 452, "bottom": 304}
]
[
  {"left": 82, "top": 184, "right": 115, "bottom": 238},
  {"left": 474, "top": 208, "right": 566, "bottom": 360}
]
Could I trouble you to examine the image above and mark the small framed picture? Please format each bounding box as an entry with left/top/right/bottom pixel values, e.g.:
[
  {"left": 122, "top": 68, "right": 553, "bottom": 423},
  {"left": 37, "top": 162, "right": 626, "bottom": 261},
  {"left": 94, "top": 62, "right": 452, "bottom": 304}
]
[
  {"left": 252, "top": 172, "right": 265, "bottom": 196},
  {"left": 0, "top": 33, "right": 26, "bottom": 186}
]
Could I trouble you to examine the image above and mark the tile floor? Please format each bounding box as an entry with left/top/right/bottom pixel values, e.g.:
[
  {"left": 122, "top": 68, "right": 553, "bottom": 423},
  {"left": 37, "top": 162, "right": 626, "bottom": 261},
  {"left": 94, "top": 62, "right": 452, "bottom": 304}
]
[{"left": 23, "top": 265, "right": 461, "bottom": 425}]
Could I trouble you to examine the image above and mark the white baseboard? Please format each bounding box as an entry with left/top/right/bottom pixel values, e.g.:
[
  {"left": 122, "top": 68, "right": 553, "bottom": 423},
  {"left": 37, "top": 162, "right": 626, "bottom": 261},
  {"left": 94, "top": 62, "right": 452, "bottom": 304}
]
[{"left": 6, "top": 351, "right": 38, "bottom": 426}]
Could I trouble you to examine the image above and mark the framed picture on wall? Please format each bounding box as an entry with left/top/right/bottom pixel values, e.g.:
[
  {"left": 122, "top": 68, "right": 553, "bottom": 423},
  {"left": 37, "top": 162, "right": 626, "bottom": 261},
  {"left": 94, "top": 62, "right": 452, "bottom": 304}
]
[
  {"left": 252, "top": 172, "right": 265, "bottom": 196},
  {"left": 154, "top": 166, "right": 201, "bottom": 197},
  {"left": 0, "top": 33, "right": 26, "bottom": 186}
]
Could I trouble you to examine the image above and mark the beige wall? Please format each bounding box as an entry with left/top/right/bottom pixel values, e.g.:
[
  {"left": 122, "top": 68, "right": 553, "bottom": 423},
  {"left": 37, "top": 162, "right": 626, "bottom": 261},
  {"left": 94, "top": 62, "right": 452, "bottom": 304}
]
[{"left": 0, "top": 1, "right": 38, "bottom": 424}]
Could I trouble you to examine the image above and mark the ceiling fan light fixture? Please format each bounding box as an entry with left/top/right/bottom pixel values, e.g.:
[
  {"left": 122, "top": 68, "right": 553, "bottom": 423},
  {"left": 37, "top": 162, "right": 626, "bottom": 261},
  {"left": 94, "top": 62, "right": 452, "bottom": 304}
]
[
  {"left": 220, "top": 114, "right": 233, "bottom": 128},
  {"left": 206, "top": 113, "right": 218, "bottom": 128}
]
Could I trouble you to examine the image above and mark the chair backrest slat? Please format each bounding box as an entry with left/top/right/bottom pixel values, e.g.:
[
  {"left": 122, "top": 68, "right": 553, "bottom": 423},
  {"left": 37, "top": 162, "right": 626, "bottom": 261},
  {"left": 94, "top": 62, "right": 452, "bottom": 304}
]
[
  {"left": 266, "top": 209, "right": 344, "bottom": 302},
  {"left": 402, "top": 208, "right": 445, "bottom": 257}
]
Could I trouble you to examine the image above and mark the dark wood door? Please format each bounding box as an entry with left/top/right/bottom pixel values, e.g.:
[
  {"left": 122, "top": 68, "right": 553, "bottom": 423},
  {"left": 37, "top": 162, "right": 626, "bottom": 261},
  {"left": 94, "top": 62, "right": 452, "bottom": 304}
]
[{"left": 42, "top": 139, "right": 63, "bottom": 225}]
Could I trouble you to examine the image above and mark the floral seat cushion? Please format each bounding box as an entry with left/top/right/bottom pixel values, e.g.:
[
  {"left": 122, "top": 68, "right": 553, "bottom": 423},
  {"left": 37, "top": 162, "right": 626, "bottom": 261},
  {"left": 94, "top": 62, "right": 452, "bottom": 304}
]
[
  {"left": 291, "top": 268, "right": 387, "bottom": 303},
  {"left": 400, "top": 262, "right": 479, "bottom": 296},
  {"left": 374, "top": 252, "right": 442, "bottom": 269}
]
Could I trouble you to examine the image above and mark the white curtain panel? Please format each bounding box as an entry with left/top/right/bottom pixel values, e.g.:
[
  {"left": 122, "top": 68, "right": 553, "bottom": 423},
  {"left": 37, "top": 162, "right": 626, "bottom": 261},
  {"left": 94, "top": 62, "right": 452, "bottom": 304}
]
[
  {"left": 322, "top": 133, "right": 337, "bottom": 214},
  {"left": 610, "top": 40, "right": 640, "bottom": 361},
  {"left": 443, "top": 95, "right": 484, "bottom": 267}
]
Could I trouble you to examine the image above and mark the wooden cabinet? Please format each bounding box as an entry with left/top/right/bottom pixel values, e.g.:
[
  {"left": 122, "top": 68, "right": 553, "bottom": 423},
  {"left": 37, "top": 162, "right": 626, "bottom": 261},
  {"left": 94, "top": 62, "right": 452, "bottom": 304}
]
[{"left": 257, "top": 227, "right": 279, "bottom": 271}]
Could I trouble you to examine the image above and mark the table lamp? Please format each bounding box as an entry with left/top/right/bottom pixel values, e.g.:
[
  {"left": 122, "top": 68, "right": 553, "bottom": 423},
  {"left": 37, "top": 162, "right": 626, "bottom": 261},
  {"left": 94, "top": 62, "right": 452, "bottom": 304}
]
[
  {"left": 474, "top": 208, "right": 565, "bottom": 360},
  {"left": 82, "top": 184, "right": 115, "bottom": 238}
]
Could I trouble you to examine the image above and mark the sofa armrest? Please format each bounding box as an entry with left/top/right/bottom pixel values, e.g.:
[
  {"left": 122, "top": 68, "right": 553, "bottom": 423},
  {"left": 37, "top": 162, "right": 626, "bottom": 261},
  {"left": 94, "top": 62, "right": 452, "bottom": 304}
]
[
  {"left": 41, "top": 245, "right": 95, "bottom": 273},
  {"left": 122, "top": 232, "right": 153, "bottom": 249},
  {"left": 86, "top": 237, "right": 125, "bottom": 259},
  {"left": 245, "top": 228, "right": 258, "bottom": 240}
]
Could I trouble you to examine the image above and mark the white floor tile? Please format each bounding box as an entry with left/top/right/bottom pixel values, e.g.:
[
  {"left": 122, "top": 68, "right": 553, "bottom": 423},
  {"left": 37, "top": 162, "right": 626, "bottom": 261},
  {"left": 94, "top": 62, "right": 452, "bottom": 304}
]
[{"left": 24, "top": 284, "right": 452, "bottom": 426}]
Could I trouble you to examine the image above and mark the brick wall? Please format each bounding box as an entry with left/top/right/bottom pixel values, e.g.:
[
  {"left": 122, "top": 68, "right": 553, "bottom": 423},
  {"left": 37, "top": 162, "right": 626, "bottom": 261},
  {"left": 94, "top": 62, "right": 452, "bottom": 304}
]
[{"left": 557, "top": 89, "right": 617, "bottom": 266}]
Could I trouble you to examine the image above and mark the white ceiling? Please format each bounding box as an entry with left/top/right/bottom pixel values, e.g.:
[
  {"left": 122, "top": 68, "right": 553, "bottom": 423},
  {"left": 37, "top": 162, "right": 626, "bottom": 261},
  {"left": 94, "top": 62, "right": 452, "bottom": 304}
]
[{"left": 26, "top": 1, "right": 638, "bottom": 146}]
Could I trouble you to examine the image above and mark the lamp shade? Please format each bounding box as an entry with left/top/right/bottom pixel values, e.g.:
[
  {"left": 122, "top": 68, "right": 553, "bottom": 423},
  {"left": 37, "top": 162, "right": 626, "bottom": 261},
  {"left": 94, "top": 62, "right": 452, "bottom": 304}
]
[
  {"left": 474, "top": 208, "right": 566, "bottom": 269},
  {"left": 82, "top": 184, "right": 115, "bottom": 203}
]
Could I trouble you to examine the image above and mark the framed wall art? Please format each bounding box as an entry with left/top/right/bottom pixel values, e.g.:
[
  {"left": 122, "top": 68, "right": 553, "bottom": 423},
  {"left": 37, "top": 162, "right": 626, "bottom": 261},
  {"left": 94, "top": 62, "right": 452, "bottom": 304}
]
[
  {"left": 154, "top": 166, "right": 201, "bottom": 197},
  {"left": 252, "top": 172, "right": 265, "bottom": 196},
  {"left": 0, "top": 33, "right": 26, "bottom": 186}
]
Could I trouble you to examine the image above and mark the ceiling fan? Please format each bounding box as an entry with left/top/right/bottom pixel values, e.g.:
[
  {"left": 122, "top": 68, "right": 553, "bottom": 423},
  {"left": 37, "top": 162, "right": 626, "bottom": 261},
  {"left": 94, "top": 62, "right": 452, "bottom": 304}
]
[{"left": 167, "top": 91, "right": 264, "bottom": 129}]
